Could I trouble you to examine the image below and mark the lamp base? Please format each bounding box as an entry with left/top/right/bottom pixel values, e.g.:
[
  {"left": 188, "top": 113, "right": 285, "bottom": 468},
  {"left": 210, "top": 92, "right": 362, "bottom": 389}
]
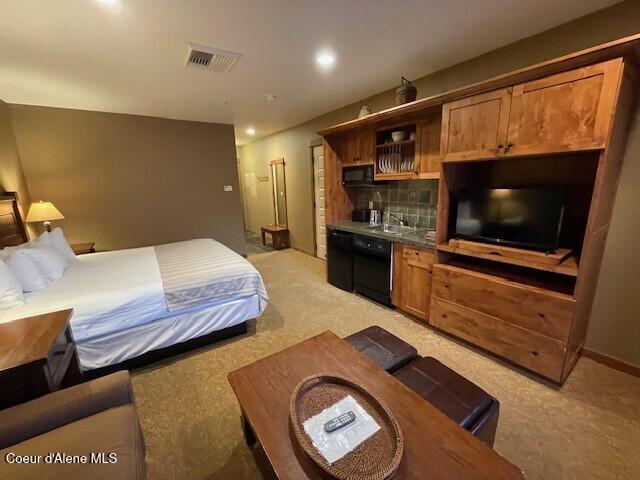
[{"left": 44, "top": 221, "right": 52, "bottom": 233}]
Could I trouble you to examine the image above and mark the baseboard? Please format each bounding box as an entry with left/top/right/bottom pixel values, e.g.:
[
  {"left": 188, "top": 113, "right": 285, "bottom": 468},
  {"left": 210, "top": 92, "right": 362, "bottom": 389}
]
[{"left": 582, "top": 348, "right": 640, "bottom": 378}]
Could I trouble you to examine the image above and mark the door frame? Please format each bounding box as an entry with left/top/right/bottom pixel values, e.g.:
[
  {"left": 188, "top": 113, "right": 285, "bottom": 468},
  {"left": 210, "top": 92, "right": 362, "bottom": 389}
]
[{"left": 310, "top": 139, "right": 323, "bottom": 258}]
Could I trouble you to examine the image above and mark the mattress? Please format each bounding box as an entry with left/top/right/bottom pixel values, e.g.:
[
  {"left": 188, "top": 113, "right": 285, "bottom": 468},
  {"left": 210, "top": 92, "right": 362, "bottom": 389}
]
[
  {"left": 0, "top": 239, "right": 269, "bottom": 369},
  {"left": 0, "top": 246, "right": 167, "bottom": 342}
]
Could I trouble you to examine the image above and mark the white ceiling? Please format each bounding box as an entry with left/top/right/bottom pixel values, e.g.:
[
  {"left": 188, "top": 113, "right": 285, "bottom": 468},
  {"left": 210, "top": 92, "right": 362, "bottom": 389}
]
[{"left": 0, "top": 0, "right": 621, "bottom": 145}]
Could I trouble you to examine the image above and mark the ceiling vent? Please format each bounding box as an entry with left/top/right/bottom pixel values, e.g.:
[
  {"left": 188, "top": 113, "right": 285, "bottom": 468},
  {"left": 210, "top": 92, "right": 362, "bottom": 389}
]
[{"left": 185, "top": 43, "right": 241, "bottom": 73}]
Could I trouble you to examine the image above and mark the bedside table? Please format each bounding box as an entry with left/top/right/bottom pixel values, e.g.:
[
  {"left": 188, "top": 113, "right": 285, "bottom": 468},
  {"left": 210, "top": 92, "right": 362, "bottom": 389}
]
[
  {"left": 0, "top": 309, "right": 84, "bottom": 409},
  {"left": 71, "top": 242, "right": 95, "bottom": 255}
]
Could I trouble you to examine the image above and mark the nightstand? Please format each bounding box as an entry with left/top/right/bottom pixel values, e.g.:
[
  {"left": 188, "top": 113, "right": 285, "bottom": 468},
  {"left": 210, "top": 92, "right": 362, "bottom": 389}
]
[
  {"left": 71, "top": 242, "right": 95, "bottom": 255},
  {"left": 0, "top": 309, "right": 84, "bottom": 409}
]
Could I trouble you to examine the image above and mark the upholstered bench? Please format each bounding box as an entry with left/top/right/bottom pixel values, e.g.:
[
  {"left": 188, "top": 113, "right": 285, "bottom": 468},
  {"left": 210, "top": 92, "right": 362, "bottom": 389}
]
[
  {"left": 344, "top": 326, "right": 418, "bottom": 373},
  {"left": 394, "top": 356, "right": 500, "bottom": 446}
]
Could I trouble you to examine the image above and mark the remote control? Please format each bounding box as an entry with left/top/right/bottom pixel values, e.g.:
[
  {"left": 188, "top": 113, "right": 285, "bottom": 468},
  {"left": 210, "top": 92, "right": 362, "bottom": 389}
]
[{"left": 324, "top": 411, "right": 356, "bottom": 433}]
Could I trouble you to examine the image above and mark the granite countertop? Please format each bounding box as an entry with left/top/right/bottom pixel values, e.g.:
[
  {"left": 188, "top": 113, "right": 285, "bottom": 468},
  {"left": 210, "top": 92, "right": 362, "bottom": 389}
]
[{"left": 328, "top": 220, "right": 435, "bottom": 249}]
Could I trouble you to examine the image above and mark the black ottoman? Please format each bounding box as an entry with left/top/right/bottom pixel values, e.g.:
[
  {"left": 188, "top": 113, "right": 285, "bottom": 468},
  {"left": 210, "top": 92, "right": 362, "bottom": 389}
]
[
  {"left": 344, "top": 326, "right": 418, "bottom": 373},
  {"left": 394, "top": 357, "right": 500, "bottom": 446}
]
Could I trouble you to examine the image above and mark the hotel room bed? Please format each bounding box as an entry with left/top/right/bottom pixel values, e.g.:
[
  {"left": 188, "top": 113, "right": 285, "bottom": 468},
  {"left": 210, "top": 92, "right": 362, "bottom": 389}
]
[{"left": 0, "top": 236, "right": 268, "bottom": 371}]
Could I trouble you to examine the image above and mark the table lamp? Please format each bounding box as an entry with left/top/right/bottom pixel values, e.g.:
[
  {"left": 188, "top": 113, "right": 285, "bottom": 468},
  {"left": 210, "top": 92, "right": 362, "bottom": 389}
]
[{"left": 26, "top": 201, "right": 64, "bottom": 232}]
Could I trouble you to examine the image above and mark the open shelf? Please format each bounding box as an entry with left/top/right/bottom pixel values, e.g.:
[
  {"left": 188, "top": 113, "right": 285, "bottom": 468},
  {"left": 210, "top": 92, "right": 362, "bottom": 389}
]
[{"left": 438, "top": 242, "right": 578, "bottom": 277}]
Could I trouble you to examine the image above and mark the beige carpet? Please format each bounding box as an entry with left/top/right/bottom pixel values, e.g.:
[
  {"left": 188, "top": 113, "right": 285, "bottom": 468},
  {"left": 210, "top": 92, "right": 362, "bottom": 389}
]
[{"left": 132, "top": 249, "right": 640, "bottom": 480}]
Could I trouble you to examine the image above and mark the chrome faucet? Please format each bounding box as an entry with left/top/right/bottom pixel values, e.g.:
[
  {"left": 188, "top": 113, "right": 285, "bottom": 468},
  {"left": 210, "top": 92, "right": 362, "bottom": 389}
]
[{"left": 386, "top": 212, "right": 406, "bottom": 226}]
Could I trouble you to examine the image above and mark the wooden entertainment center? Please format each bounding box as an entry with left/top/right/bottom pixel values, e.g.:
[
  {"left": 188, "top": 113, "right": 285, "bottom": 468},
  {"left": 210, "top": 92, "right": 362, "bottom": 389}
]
[{"left": 319, "top": 35, "right": 640, "bottom": 383}]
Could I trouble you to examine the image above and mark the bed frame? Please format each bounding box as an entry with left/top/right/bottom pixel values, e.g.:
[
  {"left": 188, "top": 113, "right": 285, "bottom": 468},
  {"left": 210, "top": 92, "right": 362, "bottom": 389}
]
[
  {"left": 0, "top": 191, "right": 252, "bottom": 376},
  {"left": 0, "top": 192, "right": 29, "bottom": 248}
]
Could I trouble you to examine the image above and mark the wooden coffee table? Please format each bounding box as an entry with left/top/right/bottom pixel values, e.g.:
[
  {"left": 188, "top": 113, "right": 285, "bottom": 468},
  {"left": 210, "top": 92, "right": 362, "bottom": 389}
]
[{"left": 228, "top": 331, "right": 524, "bottom": 479}]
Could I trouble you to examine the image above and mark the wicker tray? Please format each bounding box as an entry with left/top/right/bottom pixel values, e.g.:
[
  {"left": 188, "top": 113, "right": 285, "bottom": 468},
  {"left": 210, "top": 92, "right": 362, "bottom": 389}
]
[{"left": 289, "top": 374, "right": 404, "bottom": 480}]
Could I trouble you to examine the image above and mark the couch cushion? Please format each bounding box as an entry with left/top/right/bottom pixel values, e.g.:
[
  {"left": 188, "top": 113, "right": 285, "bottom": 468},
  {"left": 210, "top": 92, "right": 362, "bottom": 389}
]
[
  {"left": 0, "top": 405, "right": 145, "bottom": 480},
  {"left": 394, "top": 357, "right": 493, "bottom": 429},
  {"left": 344, "top": 326, "right": 418, "bottom": 373}
]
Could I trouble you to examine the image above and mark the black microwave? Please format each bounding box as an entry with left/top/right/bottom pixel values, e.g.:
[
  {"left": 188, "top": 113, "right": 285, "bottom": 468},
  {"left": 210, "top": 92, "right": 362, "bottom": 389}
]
[{"left": 342, "top": 165, "right": 383, "bottom": 186}]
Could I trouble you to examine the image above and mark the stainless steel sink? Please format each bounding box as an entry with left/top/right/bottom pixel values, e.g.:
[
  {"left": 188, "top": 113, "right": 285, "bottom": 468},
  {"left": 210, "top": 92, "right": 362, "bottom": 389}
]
[{"left": 368, "top": 224, "right": 421, "bottom": 236}]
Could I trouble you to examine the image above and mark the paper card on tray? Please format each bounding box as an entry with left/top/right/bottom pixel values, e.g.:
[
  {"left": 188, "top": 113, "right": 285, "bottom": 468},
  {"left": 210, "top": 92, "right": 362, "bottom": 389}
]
[{"left": 302, "top": 394, "right": 380, "bottom": 464}]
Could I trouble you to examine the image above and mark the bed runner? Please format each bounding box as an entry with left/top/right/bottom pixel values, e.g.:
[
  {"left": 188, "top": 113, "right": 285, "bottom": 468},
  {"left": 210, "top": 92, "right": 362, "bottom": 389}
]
[{"left": 154, "top": 239, "right": 268, "bottom": 312}]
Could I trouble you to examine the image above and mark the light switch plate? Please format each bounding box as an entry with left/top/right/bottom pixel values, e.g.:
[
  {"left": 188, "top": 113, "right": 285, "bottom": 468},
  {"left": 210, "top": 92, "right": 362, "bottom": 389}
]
[{"left": 224, "top": 185, "right": 233, "bottom": 192}]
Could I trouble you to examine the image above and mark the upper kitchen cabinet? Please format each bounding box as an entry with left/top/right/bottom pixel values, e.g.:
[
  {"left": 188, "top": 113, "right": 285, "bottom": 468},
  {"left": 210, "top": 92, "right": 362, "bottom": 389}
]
[
  {"left": 440, "top": 88, "right": 512, "bottom": 162},
  {"left": 340, "top": 130, "right": 375, "bottom": 165},
  {"left": 505, "top": 58, "right": 623, "bottom": 156},
  {"left": 416, "top": 114, "right": 442, "bottom": 177}
]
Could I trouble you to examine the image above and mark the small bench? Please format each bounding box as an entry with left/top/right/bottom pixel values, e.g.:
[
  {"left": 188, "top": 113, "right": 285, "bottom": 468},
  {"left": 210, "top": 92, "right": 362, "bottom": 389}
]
[
  {"left": 394, "top": 356, "right": 500, "bottom": 446},
  {"left": 260, "top": 224, "right": 290, "bottom": 250},
  {"left": 344, "top": 326, "right": 418, "bottom": 373}
]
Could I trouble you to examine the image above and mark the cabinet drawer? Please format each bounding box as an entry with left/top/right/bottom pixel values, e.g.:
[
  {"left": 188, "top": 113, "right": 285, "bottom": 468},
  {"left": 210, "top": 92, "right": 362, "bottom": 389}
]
[
  {"left": 402, "top": 246, "right": 434, "bottom": 268},
  {"left": 432, "top": 264, "right": 574, "bottom": 341},
  {"left": 430, "top": 296, "right": 566, "bottom": 381}
]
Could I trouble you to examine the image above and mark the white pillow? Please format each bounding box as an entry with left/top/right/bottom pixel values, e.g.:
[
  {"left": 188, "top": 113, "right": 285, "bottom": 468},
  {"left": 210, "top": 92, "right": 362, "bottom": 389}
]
[
  {"left": 0, "top": 259, "right": 24, "bottom": 309},
  {"left": 24, "top": 246, "right": 67, "bottom": 281},
  {"left": 49, "top": 228, "right": 76, "bottom": 263},
  {"left": 30, "top": 231, "right": 71, "bottom": 267},
  {"left": 5, "top": 250, "right": 50, "bottom": 292}
]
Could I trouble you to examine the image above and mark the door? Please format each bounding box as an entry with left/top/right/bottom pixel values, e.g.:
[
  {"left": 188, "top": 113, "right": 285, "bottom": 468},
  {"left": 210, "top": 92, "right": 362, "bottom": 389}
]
[
  {"left": 313, "top": 145, "right": 327, "bottom": 259},
  {"left": 400, "top": 247, "right": 434, "bottom": 321},
  {"left": 440, "top": 88, "right": 511, "bottom": 161},
  {"left": 506, "top": 58, "right": 622, "bottom": 156}
]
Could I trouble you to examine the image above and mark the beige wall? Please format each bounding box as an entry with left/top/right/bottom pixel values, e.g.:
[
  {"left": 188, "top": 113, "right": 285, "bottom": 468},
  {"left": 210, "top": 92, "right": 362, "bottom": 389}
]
[
  {"left": 238, "top": 0, "right": 640, "bottom": 366},
  {"left": 0, "top": 100, "right": 31, "bottom": 216},
  {"left": 10, "top": 105, "right": 246, "bottom": 254}
]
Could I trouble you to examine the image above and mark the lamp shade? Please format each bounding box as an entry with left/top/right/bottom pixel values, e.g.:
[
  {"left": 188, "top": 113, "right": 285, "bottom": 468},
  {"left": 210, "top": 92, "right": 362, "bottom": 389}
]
[{"left": 26, "top": 201, "right": 65, "bottom": 222}]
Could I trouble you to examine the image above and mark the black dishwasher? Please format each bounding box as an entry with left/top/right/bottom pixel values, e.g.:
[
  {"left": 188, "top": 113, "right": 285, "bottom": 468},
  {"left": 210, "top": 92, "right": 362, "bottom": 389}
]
[
  {"left": 327, "top": 228, "right": 353, "bottom": 292},
  {"left": 352, "top": 234, "right": 392, "bottom": 306}
]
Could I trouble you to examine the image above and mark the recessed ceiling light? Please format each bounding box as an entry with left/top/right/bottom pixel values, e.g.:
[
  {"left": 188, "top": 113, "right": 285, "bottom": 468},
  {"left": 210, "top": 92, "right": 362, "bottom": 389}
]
[
  {"left": 246, "top": 127, "right": 256, "bottom": 135},
  {"left": 96, "top": 0, "right": 120, "bottom": 5},
  {"left": 265, "top": 94, "right": 276, "bottom": 102},
  {"left": 316, "top": 49, "right": 336, "bottom": 69}
]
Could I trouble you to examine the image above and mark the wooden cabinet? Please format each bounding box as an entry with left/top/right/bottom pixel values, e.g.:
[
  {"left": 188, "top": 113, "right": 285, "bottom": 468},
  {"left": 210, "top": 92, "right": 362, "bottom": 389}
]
[
  {"left": 440, "top": 59, "right": 622, "bottom": 162},
  {"left": 416, "top": 115, "right": 442, "bottom": 176},
  {"left": 393, "top": 244, "right": 434, "bottom": 322},
  {"left": 506, "top": 58, "right": 622, "bottom": 156},
  {"left": 340, "top": 130, "right": 374, "bottom": 164},
  {"left": 430, "top": 296, "right": 567, "bottom": 381},
  {"left": 430, "top": 263, "right": 576, "bottom": 382},
  {"left": 440, "top": 88, "right": 512, "bottom": 161}
]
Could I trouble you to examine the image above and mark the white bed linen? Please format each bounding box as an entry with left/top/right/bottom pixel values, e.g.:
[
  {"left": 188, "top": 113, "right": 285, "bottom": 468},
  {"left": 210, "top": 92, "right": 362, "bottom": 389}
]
[
  {"left": 0, "top": 247, "right": 167, "bottom": 342},
  {"left": 76, "top": 294, "right": 260, "bottom": 370}
]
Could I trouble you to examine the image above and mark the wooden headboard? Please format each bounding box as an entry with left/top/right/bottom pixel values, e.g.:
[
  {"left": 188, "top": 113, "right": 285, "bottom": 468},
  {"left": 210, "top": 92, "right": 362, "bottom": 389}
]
[{"left": 0, "top": 192, "right": 28, "bottom": 248}]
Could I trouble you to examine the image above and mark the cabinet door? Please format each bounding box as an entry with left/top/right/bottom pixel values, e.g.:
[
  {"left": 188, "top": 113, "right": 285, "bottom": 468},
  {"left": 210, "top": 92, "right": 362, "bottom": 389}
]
[
  {"left": 416, "top": 115, "right": 442, "bottom": 174},
  {"left": 440, "top": 88, "right": 511, "bottom": 162},
  {"left": 400, "top": 247, "right": 434, "bottom": 321},
  {"left": 358, "top": 131, "right": 374, "bottom": 164},
  {"left": 344, "top": 134, "right": 359, "bottom": 163},
  {"left": 506, "top": 59, "right": 622, "bottom": 156}
]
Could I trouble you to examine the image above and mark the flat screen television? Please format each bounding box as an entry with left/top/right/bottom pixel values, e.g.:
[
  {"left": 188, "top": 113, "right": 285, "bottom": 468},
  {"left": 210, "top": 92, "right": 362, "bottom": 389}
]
[{"left": 452, "top": 187, "right": 566, "bottom": 252}]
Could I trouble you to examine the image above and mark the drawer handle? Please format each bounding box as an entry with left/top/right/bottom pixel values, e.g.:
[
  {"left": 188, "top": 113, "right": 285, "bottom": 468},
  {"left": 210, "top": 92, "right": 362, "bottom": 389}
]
[
  {"left": 442, "top": 314, "right": 448, "bottom": 319},
  {"left": 443, "top": 284, "right": 449, "bottom": 289},
  {"left": 532, "top": 351, "right": 539, "bottom": 356},
  {"left": 537, "top": 313, "right": 546, "bottom": 319}
]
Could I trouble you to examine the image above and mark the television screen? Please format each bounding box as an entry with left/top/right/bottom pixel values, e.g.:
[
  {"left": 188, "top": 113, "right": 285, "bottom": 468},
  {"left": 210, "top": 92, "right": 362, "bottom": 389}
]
[{"left": 453, "top": 188, "right": 565, "bottom": 252}]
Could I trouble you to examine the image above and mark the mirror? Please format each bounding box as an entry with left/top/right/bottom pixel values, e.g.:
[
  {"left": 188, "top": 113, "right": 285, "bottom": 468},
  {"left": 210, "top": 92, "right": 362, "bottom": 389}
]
[{"left": 270, "top": 159, "right": 287, "bottom": 226}]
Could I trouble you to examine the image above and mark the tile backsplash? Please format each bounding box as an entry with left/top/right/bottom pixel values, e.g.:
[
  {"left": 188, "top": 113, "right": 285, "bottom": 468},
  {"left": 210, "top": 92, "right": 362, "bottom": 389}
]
[{"left": 354, "top": 180, "right": 439, "bottom": 229}]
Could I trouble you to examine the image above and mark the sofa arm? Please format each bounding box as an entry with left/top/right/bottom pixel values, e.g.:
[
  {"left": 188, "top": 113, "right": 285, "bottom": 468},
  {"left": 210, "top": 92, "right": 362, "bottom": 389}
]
[{"left": 0, "top": 371, "right": 134, "bottom": 449}]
